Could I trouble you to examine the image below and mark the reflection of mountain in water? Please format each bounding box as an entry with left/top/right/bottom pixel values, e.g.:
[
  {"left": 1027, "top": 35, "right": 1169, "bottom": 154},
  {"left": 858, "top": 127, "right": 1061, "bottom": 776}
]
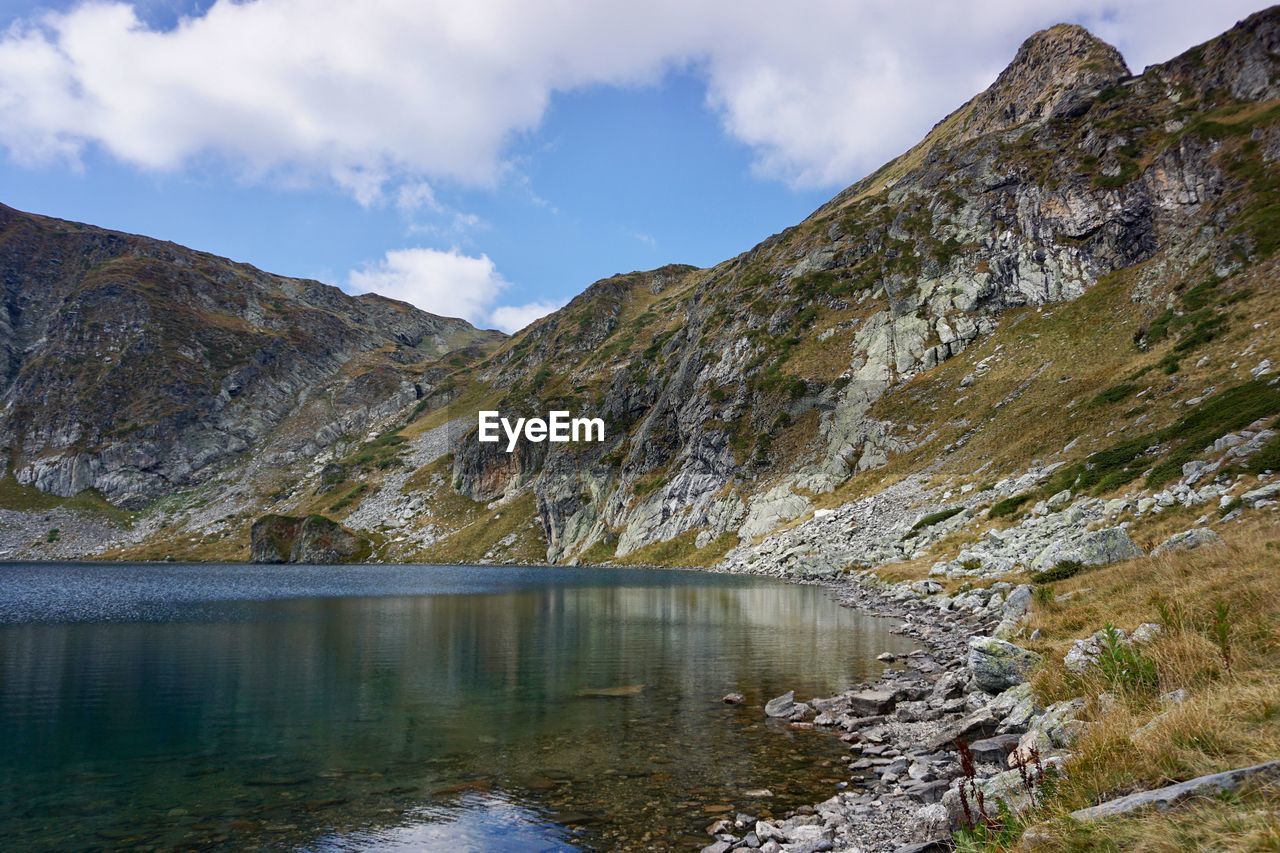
[{"left": 0, "top": 565, "right": 914, "bottom": 850}]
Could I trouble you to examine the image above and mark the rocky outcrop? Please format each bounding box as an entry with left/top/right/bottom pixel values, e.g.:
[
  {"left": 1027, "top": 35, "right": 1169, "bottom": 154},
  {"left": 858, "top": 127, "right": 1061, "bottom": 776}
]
[
  {"left": 1070, "top": 760, "right": 1280, "bottom": 822},
  {"left": 0, "top": 204, "right": 500, "bottom": 508},
  {"left": 250, "top": 514, "right": 373, "bottom": 563}
]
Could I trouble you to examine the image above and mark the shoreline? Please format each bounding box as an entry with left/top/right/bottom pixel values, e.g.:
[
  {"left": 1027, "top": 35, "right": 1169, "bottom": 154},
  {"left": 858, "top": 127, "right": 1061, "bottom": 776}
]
[{"left": 705, "top": 564, "right": 1024, "bottom": 853}]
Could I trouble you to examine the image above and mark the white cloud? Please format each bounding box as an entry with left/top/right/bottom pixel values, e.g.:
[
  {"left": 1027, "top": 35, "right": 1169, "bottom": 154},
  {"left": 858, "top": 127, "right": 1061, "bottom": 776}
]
[
  {"left": 0, "top": 1, "right": 1266, "bottom": 195},
  {"left": 349, "top": 246, "right": 557, "bottom": 332},
  {"left": 489, "top": 300, "right": 563, "bottom": 333},
  {"left": 350, "top": 247, "right": 506, "bottom": 324}
]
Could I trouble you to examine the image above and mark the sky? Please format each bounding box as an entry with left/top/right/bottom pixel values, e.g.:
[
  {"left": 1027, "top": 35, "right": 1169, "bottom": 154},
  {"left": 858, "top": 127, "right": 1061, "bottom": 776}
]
[{"left": 0, "top": 1, "right": 1267, "bottom": 332}]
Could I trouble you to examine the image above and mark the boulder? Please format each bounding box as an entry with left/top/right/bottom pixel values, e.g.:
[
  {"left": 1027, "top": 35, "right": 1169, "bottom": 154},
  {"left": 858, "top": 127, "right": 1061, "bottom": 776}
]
[
  {"left": 846, "top": 689, "right": 897, "bottom": 716},
  {"left": 1242, "top": 482, "right": 1280, "bottom": 507},
  {"left": 1031, "top": 526, "right": 1142, "bottom": 571},
  {"left": 764, "top": 691, "right": 796, "bottom": 718},
  {"left": 969, "top": 733, "right": 1023, "bottom": 764},
  {"left": 1070, "top": 760, "right": 1280, "bottom": 822},
  {"left": 250, "top": 514, "right": 374, "bottom": 564},
  {"left": 968, "top": 637, "right": 1041, "bottom": 693},
  {"left": 1151, "top": 527, "right": 1221, "bottom": 556}
]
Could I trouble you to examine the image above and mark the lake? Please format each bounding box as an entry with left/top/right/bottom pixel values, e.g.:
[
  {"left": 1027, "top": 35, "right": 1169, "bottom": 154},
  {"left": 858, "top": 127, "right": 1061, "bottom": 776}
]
[{"left": 0, "top": 562, "right": 915, "bottom": 850}]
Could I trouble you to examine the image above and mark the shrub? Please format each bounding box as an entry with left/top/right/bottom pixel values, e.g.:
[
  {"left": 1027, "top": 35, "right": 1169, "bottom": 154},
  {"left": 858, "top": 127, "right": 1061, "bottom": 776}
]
[
  {"left": 910, "top": 505, "right": 965, "bottom": 533},
  {"left": 1091, "top": 383, "right": 1138, "bottom": 406},
  {"left": 1030, "top": 559, "right": 1086, "bottom": 584},
  {"left": 989, "top": 493, "right": 1033, "bottom": 518},
  {"left": 1097, "top": 624, "right": 1159, "bottom": 693}
]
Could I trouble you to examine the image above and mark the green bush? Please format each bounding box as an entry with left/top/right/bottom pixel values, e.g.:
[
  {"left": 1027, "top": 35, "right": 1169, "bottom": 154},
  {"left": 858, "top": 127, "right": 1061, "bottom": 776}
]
[
  {"left": 1091, "top": 383, "right": 1138, "bottom": 406},
  {"left": 1030, "top": 559, "right": 1087, "bottom": 584},
  {"left": 909, "top": 505, "right": 965, "bottom": 533},
  {"left": 989, "top": 493, "right": 1033, "bottom": 518},
  {"left": 1097, "top": 624, "right": 1159, "bottom": 693}
]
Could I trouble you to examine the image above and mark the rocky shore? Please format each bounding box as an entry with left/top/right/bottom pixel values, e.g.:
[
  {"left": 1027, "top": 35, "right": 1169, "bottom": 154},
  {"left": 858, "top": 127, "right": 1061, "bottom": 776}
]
[{"left": 697, "top": 566, "right": 1031, "bottom": 853}]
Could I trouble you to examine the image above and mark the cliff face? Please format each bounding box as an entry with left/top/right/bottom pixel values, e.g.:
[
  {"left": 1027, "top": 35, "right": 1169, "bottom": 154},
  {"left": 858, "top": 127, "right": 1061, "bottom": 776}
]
[
  {"left": 0, "top": 206, "right": 502, "bottom": 508},
  {"left": 433, "top": 9, "right": 1280, "bottom": 563},
  {"left": 3, "top": 9, "right": 1278, "bottom": 565}
]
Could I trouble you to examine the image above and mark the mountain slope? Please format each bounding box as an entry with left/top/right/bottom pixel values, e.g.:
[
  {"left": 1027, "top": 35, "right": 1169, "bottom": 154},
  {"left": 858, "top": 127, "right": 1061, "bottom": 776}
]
[
  {"left": 0, "top": 204, "right": 502, "bottom": 512},
  {"left": 3, "top": 8, "right": 1279, "bottom": 567}
]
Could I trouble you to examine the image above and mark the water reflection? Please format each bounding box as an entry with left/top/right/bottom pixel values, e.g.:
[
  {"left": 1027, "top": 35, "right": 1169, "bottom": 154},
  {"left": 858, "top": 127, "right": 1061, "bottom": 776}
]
[{"left": 0, "top": 564, "right": 915, "bottom": 850}]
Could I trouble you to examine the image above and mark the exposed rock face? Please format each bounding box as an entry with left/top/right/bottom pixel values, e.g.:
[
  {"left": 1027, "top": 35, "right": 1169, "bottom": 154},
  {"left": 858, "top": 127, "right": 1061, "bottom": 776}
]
[
  {"left": 954, "top": 23, "right": 1130, "bottom": 144},
  {"left": 250, "top": 514, "right": 372, "bottom": 563},
  {"left": 967, "top": 637, "right": 1041, "bottom": 693},
  {"left": 0, "top": 204, "right": 500, "bottom": 508},
  {"left": 440, "top": 11, "right": 1280, "bottom": 562},
  {"left": 5, "top": 11, "right": 1280, "bottom": 566}
]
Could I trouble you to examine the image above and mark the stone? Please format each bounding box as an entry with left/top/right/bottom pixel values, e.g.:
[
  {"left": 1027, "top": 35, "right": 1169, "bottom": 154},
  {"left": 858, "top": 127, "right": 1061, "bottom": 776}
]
[
  {"left": 969, "top": 733, "right": 1023, "bottom": 764},
  {"left": 1064, "top": 628, "right": 1123, "bottom": 674},
  {"left": 1151, "top": 527, "right": 1221, "bottom": 556},
  {"left": 755, "top": 820, "right": 786, "bottom": 843},
  {"left": 250, "top": 514, "right": 373, "bottom": 564},
  {"left": 904, "top": 803, "right": 950, "bottom": 842},
  {"left": 967, "top": 636, "right": 1041, "bottom": 693},
  {"left": 1070, "top": 761, "right": 1280, "bottom": 822},
  {"left": 1030, "top": 526, "right": 1142, "bottom": 571},
  {"left": 846, "top": 689, "right": 896, "bottom": 716},
  {"left": 1242, "top": 482, "right": 1280, "bottom": 507},
  {"left": 1045, "top": 489, "right": 1072, "bottom": 511},
  {"left": 764, "top": 691, "right": 796, "bottom": 718},
  {"left": 722, "top": 693, "right": 746, "bottom": 705}
]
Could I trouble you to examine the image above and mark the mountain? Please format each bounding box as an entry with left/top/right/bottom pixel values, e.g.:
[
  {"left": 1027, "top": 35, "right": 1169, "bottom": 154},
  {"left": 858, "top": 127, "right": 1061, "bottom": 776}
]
[
  {"left": 0, "top": 204, "right": 502, "bottom": 515},
  {"left": 1, "top": 8, "right": 1278, "bottom": 567}
]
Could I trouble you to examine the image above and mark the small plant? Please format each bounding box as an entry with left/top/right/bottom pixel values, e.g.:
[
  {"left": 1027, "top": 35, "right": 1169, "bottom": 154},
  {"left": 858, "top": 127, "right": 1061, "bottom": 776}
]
[
  {"left": 1153, "top": 595, "right": 1190, "bottom": 632},
  {"left": 1098, "top": 624, "right": 1159, "bottom": 693},
  {"left": 46, "top": 528, "right": 60, "bottom": 543},
  {"left": 1091, "top": 382, "right": 1138, "bottom": 406},
  {"left": 1030, "top": 559, "right": 1087, "bottom": 584},
  {"left": 1209, "top": 600, "right": 1233, "bottom": 674},
  {"left": 1033, "top": 584, "right": 1055, "bottom": 607}
]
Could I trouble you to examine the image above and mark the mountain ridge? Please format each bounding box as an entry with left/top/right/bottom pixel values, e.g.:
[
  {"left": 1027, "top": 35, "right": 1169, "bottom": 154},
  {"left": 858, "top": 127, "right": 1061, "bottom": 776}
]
[{"left": 1, "top": 7, "right": 1278, "bottom": 567}]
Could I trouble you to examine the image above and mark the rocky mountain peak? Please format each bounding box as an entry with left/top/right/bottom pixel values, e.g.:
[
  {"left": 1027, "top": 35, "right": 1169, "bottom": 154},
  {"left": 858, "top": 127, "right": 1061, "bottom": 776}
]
[{"left": 957, "top": 22, "right": 1129, "bottom": 142}]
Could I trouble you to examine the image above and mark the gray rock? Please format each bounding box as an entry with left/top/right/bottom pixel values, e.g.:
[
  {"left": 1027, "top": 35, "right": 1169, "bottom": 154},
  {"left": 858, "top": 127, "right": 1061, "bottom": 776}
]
[
  {"left": 904, "top": 803, "right": 950, "bottom": 842},
  {"left": 846, "top": 689, "right": 896, "bottom": 716},
  {"left": 1031, "top": 526, "right": 1142, "bottom": 571},
  {"left": 969, "top": 733, "right": 1023, "bottom": 764},
  {"left": 1151, "top": 526, "right": 1221, "bottom": 556},
  {"left": 1242, "top": 482, "right": 1280, "bottom": 507},
  {"left": 1070, "top": 761, "right": 1280, "bottom": 821},
  {"left": 764, "top": 691, "right": 796, "bottom": 718},
  {"left": 967, "top": 636, "right": 1041, "bottom": 693},
  {"left": 722, "top": 693, "right": 746, "bottom": 705}
]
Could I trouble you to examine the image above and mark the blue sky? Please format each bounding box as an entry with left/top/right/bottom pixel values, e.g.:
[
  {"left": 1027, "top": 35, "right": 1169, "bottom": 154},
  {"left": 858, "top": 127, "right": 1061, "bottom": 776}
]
[{"left": 0, "top": 1, "right": 1266, "bottom": 331}]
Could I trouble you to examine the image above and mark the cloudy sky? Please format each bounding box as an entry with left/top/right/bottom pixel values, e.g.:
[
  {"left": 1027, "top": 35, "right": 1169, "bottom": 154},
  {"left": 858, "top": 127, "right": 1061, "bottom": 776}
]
[{"left": 0, "top": 1, "right": 1265, "bottom": 332}]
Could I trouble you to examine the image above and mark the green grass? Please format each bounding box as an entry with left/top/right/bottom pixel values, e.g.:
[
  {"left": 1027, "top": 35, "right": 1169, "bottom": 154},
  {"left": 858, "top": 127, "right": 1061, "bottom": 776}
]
[
  {"left": 0, "top": 475, "right": 133, "bottom": 525},
  {"left": 1091, "top": 383, "right": 1139, "bottom": 406}
]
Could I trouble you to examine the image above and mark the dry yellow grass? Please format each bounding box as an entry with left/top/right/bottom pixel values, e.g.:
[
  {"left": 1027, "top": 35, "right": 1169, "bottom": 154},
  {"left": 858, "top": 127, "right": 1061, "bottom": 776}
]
[{"left": 972, "top": 517, "right": 1280, "bottom": 850}]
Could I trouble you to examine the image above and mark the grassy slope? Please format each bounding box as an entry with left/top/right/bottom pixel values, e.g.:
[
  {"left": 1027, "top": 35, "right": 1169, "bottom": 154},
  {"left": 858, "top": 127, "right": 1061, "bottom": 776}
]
[{"left": 947, "top": 516, "right": 1280, "bottom": 850}]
